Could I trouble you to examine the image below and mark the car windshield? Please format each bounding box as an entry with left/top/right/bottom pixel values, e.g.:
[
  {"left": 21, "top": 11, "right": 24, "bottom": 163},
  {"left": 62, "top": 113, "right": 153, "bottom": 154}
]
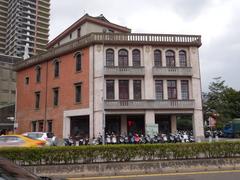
[{"left": 27, "top": 133, "right": 43, "bottom": 139}]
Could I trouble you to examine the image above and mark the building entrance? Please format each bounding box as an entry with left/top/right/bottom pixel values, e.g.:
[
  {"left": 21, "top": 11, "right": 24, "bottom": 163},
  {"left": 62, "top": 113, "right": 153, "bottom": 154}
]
[
  {"left": 105, "top": 115, "right": 121, "bottom": 136},
  {"left": 70, "top": 115, "right": 89, "bottom": 138},
  {"left": 127, "top": 115, "right": 145, "bottom": 135},
  {"left": 155, "top": 115, "right": 171, "bottom": 134}
]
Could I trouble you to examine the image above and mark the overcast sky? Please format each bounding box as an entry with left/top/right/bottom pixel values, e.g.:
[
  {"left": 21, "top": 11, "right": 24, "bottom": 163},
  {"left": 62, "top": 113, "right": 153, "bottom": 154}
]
[{"left": 50, "top": 0, "right": 240, "bottom": 91}]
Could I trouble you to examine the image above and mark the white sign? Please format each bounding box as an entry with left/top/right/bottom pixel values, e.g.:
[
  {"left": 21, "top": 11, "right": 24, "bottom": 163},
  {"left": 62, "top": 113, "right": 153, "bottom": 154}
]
[{"left": 146, "top": 124, "right": 158, "bottom": 137}]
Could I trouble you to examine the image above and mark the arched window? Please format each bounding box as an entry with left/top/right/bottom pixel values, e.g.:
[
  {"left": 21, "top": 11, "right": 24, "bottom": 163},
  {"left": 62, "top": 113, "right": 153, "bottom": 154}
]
[
  {"left": 166, "top": 50, "right": 175, "bottom": 67},
  {"left": 35, "top": 65, "right": 41, "bottom": 83},
  {"left": 53, "top": 59, "right": 60, "bottom": 78},
  {"left": 106, "top": 49, "right": 114, "bottom": 67},
  {"left": 154, "top": 50, "right": 162, "bottom": 67},
  {"left": 118, "top": 49, "right": 128, "bottom": 67},
  {"left": 132, "top": 49, "right": 141, "bottom": 67},
  {"left": 75, "top": 53, "right": 82, "bottom": 71},
  {"left": 179, "top": 50, "right": 187, "bottom": 67}
]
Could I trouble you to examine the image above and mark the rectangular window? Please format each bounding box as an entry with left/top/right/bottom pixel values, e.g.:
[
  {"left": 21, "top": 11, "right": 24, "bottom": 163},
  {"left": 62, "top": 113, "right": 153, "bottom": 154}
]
[
  {"left": 32, "top": 121, "right": 37, "bottom": 132},
  {"left": 54, "top": 61, "right": 59, "bottom": 78},
  {"left": 47, "top": 120, "right": 53, "bottom": 132},
  {"left": 76, "top": 54, "right": 82, "bottom": 71},
  {"left": 53, "top": 88, "right": 59, "bottom": 106},
  {"left": 36, "top": 67, "right": 41, "bottom": 83},
  {"left": 35, "top": 91, "right": 40, "bottom": 109},
  {"left": 70, "top": 33, "right": 72, "bottom": 39},
  {"left": 155, "top": 80, "right": 163, "bottom": 100},
  {"left": 167, "top": 80, "right": 177, "bottom": 99},
  {"left": 25, "top": 77, "right": 29, "bottom": 85},
  {"left": 75, "top": 83, "right": 82, "bottom": 103},
  {"left": 119, "top": 80, "right": 129, "bottom": 99},
  {"left": 181, "top": 80, "right": 189, "bottom": 100},
  {"left": 133, "top": 80, "right": 141, "bottom": 100},
  {"left": 106, "top": 80, "right": 114, "bottom": 99},
  {"left": 77, "top": 28, "right": 81, "bottom": 38}
]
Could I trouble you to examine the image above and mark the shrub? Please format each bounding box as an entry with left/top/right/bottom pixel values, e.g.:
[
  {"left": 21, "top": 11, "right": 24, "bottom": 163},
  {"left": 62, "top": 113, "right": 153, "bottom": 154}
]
[{"left": 1, "top": 142, "right": 240, "bottom": 165}]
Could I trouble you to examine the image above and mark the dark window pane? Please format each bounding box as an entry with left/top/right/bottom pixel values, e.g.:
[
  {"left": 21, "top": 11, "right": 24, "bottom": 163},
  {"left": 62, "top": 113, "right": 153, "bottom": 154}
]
[
  {"left": 35, "top": 92, "right": 40, "bottom": 109},
  {"left": 133, "top": 80, "right": 141, "bottom": 100},
  {"left": 166, "top": 50, "right": 175, "bottom": 67},
  {"left": 167, "top": 80, "right": 177, "bottom": 99},
  {"left": 75, "top": 84, "right": 81, "bottom": 103},
  {"left": 119, "top": 80, "right": 129, "bottom": 99},
  {"left": 54, "top": 61, "right": 59, "bottom": 78},
  {"left": 179, "top": 50, "right": 187, "bottom": 67},
  {"left": 25, "top": 77, "right": 29, "bottom": 85},
  {"left": 181, "top": 80, "right": 189, "bottom": 100},
  {"left": 36, "top": 66, "right": 41, "bottom": 83},
  {"left": 106, "top": 49, "right": 114, "bottom": 67},
  {"left": 76, "top": 54, "right": 82, "bottom": 71},
  {"left": 155, "top": 80, "right": 163, "bottom": 100},
  {"left": 47, "top": 120, "right": 53, "bottom": 132},
  {"left": 118, "top": 49, "right": 128, "bottom": 67},
  {"left": 154, "top": 50, "right": 162, "bottom": 67},
  {"left": 132, "top": 49, "right": 141, "bottom": 67},
  {"left": 32, "top": 121, "right": 37, "bottom": 132},
  {"left": 106, "top": 80, "right": 114, "bottom": 99},
  {"left": 53, "top": 88, "right": 59, "bottom": 106}
]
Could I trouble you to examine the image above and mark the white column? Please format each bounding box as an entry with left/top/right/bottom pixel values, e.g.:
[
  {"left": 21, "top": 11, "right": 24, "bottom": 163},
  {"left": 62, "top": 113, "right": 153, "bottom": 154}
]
[
  {"left": 129, "top": 79, "right": 134, "bottom": 100},
  {"left": 62, "top": 116, "right": 70, "bottom": 138},
  {"left": 114, "top": 48, "right": 118, "bottom": 66},
  {"left": 145, "top": 110, "right": 155, "bottom": 127},
  {"left": 162, "top": 50, "right": 166, "bottom": 67},
  {"left": 129, "top": 49, "right": 133, "bottom": 66},
  {"left": 143, "top": 46, "right": 154, "bottom": 99},
  {"left": 177, "top": 79, "right": 182, "bottom": 100},
  {"left": 175, "top": 50, "right": 180, "bottom": 67},
  {"left": 121, "top": 115, "right": 127, "bottom": 135},
  {"left": 171, "top": 115, "right": 177, "bottom": 133},
  {"left": 94, "top": 111, "right": 104, "bottom": 136},
  {"left": 190, "top": 47, "right": 204, "bottom": 140},
  {"left": 163, "top": 80, "right": 168, "bottom": 100},
  {"left": 115, "top": 79, "right": 119, "bottom": 100}
]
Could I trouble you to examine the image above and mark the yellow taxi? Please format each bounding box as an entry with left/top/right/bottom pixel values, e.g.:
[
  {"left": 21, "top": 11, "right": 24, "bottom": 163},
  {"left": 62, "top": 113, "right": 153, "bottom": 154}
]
[{"left": 0, "top": 135, "right": 46, "bottom": 147}]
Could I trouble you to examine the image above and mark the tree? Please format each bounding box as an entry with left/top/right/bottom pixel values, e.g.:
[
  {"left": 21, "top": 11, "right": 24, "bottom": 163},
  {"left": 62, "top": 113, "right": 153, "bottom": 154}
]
[{"left": 203, "top": 77, "right": 240, "bottom": 128}]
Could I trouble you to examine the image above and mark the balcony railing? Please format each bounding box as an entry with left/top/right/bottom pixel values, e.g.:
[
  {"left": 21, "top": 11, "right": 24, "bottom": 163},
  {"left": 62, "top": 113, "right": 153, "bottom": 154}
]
[
  {"left": 153, "top": 67, "right": 192, "bottom": 76},
  {"left": 104, "top": 66, "right": 145, "bottom": 76},
  {"left": 104, "top": 100, "right": 195, "bottom": 110},
  {"left": 15, "top": 32, "right": 201, "bottom": 71}
]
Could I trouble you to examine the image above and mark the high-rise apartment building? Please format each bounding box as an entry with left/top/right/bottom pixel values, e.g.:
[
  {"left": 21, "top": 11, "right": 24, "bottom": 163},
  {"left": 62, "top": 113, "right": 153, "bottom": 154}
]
[
  {"left": 0, "top": 0, "right": 50, "bottom": 58},
  {"left": 0, "top": 0, "right": 8, "bottom": 54}
]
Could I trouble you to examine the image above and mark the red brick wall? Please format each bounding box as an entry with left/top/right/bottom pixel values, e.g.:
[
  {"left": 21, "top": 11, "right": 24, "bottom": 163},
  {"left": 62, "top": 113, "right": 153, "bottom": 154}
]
[{"left": 16, "top": 48, "right": 90, "bottom": 137}]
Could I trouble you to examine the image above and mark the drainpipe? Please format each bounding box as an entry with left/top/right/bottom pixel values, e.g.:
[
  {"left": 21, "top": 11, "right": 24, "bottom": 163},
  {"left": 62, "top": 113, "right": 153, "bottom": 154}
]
[
  {"left": 93, "top": 45, "right": 95, "bottom": 138},
  {"left": 44, "top": 61, "right": 48, "bottom": 132}
]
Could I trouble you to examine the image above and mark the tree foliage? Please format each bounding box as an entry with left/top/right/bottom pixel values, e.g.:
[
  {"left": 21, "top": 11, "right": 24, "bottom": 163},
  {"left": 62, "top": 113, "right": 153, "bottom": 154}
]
[{"left": 203, "top": 77, "right": 240, "bottom": 128}]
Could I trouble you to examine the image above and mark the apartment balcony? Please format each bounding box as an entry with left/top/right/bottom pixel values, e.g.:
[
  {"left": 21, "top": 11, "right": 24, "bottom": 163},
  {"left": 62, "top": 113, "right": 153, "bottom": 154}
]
[
  {"left": 104, "top": 100, "right": 195, "bottom": 110},
  {"left": 104, "top": 66, "right": 145, "bottom": 76},
  {"left": 153, "top": 67, "right": 193, "bottom": 77}
]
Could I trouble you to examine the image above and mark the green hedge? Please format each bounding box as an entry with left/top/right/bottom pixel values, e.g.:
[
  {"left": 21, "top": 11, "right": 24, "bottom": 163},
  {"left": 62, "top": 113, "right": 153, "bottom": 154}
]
[{"left": 1, "top": 142, "right": 240, "bottom": 165}]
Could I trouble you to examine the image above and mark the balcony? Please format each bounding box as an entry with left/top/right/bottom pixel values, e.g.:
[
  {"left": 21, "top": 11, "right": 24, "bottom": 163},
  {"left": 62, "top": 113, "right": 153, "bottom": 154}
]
[
  {"left": 104, "top": 100, "right": 195, "bottom": 110},
  {"left": 104, "top": 66, "right": 145, "bottom": 76},
  {"left": 153, "top": 67, "right": 192, "bottom": 77}
]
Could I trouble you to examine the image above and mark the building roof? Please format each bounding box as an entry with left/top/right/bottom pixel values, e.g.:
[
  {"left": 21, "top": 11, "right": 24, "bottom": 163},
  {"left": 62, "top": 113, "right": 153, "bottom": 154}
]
[
  {"left": 0, "top": 54, "right": 22, "bottom": 64},
  {"left": 47, "top": 14, "right": 131, "bottom": 48}
]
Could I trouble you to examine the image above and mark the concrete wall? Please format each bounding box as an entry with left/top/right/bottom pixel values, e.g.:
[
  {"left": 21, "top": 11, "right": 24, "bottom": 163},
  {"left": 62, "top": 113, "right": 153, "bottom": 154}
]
[
  {"left": 0, "top": 62, "right": 16, "bottom": 108},
  {"left": 24, "top": 158, "right": 240, "bottom": 178}
]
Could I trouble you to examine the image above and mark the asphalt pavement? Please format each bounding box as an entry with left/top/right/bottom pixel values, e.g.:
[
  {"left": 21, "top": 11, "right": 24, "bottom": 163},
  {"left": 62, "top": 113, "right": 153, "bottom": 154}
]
[{"left": 67, "top": 170, "right": 240, "bottom": 180}]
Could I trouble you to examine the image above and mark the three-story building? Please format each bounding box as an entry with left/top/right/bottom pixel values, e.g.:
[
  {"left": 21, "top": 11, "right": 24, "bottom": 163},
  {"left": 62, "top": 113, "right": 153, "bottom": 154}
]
[{"left": 15, "top": 14, "right": 204, "bottom": 140}]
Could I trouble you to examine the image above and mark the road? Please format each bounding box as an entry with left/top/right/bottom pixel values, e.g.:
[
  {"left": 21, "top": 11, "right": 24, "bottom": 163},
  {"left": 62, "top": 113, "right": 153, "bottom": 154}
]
[{"left": 67, "top": 170, "right": 240, "bottom": 180}]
